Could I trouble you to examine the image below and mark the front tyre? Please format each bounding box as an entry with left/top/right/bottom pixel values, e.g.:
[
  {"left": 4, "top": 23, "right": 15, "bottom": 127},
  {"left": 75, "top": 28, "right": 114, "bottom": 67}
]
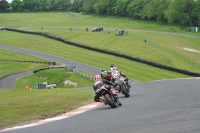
[
  {"left": 104, "top": 94, "right": 118, "bottom": 108},
  {"left": 122, "top": 84, "right": 130, "bottom": 97}
]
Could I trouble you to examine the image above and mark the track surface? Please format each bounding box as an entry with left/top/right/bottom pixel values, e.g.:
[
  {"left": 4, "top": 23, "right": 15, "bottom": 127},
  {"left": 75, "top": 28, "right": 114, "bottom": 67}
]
[
  {"left": 0, "top": 71, "right": 33, "bottom": 89},
  {"left": 0, "top": 44, "right": 200, "bottom": 133}
]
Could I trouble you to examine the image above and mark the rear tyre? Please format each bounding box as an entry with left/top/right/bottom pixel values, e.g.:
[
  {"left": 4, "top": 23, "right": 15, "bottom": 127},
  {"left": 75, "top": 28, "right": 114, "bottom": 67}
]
[{"left": 104, "top": 94, "right": 117, "bottom": 108}]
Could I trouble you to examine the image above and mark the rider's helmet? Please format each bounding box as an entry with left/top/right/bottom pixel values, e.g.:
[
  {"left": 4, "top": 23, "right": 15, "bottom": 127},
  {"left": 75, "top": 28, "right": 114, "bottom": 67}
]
[
  {"left": 101, "top": 68, "right": 106, "bottom": 72},
  {"left": 110, "top": 64, "right": 114, "bottom": 68},
  {"left": 94, "top": 75, "right": 101, "bottom": 81}
]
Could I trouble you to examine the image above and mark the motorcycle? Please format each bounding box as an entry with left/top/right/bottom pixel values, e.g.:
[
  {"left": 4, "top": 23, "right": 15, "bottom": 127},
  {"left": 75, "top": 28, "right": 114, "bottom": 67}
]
[
  {"left": 98, "top": 86, "right": 122, "bottom": 108},
  {"left": 111, "top": 69, "right": 130, "bottom": 97}
]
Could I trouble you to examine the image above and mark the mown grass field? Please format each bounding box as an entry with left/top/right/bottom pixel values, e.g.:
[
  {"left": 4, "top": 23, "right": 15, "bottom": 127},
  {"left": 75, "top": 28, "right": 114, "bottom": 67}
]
[
  {"left": 1, "top": 12, "right": 199, "bottom": 34},
  {"left": 32, "top": 28, "right": 200, "bottom": 72},
  {"left": 0, "top": 30, "right": 190, "bottom": 82},
  {"left": 0, "top": 12, "right": 199, "bottom": 129},
  {"left": 0, "top": 48, "right": 49, "bottom": 78},
  {"left": 1, "top": 12, "right": 199, "bottom": 73}
]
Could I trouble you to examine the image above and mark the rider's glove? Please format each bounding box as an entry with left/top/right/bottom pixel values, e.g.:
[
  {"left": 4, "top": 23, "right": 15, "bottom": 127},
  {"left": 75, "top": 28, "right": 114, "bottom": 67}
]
[{"left": 96, "top": 89, "right": 101, "bottom": 93}]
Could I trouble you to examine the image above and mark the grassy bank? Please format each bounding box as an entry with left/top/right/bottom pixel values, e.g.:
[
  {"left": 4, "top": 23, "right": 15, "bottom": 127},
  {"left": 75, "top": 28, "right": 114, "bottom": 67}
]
[
  {"left": 0, "top": 12, "right": 197, "bottom": 34},
  {"left": 0, "top": 31, "right": 190, "bottom": 82},
  {"left": 0, "top": 69, "right": 94, "bottom": 129},
  {"left": 0, "top": 88, "right": 94, "bottom": 129},
  {"left": 0, "top": 49, "right": 50, "bottom": 78},
  {"left": 1, "top": 12, "right": 199, "bottom": 73}
]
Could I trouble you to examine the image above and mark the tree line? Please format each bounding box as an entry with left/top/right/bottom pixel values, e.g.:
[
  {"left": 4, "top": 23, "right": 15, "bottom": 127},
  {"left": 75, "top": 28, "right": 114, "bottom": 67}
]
[{"left": 0, "top": 0, "right": 200, "bottom": 27}]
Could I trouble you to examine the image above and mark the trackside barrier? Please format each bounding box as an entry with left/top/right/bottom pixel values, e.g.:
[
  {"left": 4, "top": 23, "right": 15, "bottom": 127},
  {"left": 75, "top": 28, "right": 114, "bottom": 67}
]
[
  {"left": 33, "top": 67, "right": 49, "bottom": 74},
  {"left": 73, "top": 68, "right": 94, "bottom": 81},
  {"left": 187, "top": 27, "right": 199, "bottom": 33},
  {"left": 50, "top": 65, "right": 65, "bottom": 69},
  {"left": 41, "top": 65, "right": 93, "bottom": 80},
  {"left": 4, "top": 28, "right": 200, "bottom": 77}
]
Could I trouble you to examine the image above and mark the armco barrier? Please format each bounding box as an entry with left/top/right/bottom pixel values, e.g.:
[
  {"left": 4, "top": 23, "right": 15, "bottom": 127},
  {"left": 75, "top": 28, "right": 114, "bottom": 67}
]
[
  {"left": 4, "top": 28, "right": 200, "bottom": 77},
  {"left": 73, "top": 68, "right": 94, "bottom": 81},
  {"left": 33, "top": 67, "right": 49, "bottom": 74}
]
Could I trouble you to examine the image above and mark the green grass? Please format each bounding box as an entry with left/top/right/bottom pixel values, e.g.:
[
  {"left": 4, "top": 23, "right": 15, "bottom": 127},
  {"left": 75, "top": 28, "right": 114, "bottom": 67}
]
[
  {"left": 1, "top": 12, "right": 199, "bottom": 72},
  {"left": 0, "top": 88, "right": 94, "bottom": 129},
  {"left": 0, "top": 48, "right": 50, "bottom": 78},
  {"left": 0, "top": 12, "right": 199, "bottom": 34},
  {"left": 0, "top": 47, "right": 94, "bottom": 129},
  {"left": 17, "top": 27, "right": 200, "bottom": 73},
  {"left": 0, "top": 30, "right": 190, "bottom": 82},
  {"left": 15, "top": 69, "right": 94, "bottom": 89}
]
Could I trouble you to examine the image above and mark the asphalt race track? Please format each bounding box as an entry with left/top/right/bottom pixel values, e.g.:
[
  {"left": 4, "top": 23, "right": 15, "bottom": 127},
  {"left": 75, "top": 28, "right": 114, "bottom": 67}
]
[
  {"left": 0, "top": 71, "right": 33, "bottom": 89},
  {"left": 0, "top": 44, "right": 200, "bottom": 133}
]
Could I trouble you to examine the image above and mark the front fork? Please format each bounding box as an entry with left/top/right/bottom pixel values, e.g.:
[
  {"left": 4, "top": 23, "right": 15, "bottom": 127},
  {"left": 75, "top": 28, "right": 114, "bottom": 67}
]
[
  {"left": 124, "top": 80, "right": 130, "bottom": 91},
  {"left": 110, "top": 88, "right": 121, "bottom": 105}
]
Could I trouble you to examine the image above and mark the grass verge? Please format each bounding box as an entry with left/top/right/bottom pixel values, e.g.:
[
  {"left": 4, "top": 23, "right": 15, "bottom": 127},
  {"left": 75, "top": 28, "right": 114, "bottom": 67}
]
[
  {"left": 0, "top": 69, "right": 94, "bottom": 129},
  {"left": 0, "top": 48, "right": 51, "bottom": 78}
]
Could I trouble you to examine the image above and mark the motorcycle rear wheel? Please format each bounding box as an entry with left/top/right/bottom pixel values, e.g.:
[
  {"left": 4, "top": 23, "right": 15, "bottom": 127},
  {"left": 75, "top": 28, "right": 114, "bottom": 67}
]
[{"left": 104, "top": 94, "right": 118, "bottom": 108}]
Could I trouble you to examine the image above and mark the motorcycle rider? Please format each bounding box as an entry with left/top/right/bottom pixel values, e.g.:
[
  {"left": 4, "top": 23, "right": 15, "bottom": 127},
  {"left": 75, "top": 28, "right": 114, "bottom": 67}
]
[
  {"left": 93, "top": 74, "right": 115, "bottom": 105},
  {"left": 109, "top": 64, "right": 119, "bottom": 73},
  {"left": 100, "top": 68, "right": 113, "bottom": 82},
  {"left": 109, "top": 64, "right": 131, "bottom": 88}
]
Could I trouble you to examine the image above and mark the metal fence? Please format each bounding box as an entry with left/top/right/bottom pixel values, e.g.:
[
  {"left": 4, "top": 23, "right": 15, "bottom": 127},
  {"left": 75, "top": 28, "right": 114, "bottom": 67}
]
[{"left": 73, "top": 68, "right": 94, "bottom": 81}]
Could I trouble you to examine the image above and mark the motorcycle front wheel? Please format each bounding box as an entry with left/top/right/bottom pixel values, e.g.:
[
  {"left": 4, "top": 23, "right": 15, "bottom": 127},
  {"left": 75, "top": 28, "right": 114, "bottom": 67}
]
[
  {"left": 122, "top": 84, "right": 130, "bottom": 97},
  {"left": 104, "top": 94, "right": 118, "bottom": 108}
]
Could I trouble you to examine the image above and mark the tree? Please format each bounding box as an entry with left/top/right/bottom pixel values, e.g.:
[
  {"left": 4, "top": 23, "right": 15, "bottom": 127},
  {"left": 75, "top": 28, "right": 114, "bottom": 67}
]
[
  {"left": 93, "top": 0, "right": 109, "bottom": 15},
  {"left": 193, "top": 0, "right": 200, "bottom": 26},
  {"left": 164, "top": 0, "right": 197, "bottom": 26},
  {"left": 41, "top": 0, "right": 51, "bottom": 10},
  {"left": 106, "top": 0, "right": 117, "bottom": 15},
  {"left": 49, "top": 0, "right": 59, "bottom": 10},
  {"left": 141, "top": 0, "right": 169, "bottom": 21},
  {"left": 34, "top": 0, "right": 51, "bottom": 11},
  {"left": 57, "top": 0, "right": 71, "bottom": 10},
  {"left": 0, "top": 0, "right": 9, "bottom": 11},
  {"left": 23, "top": 0, "right": 37, "bottom": 10},
  {"left": 71, "top": 0, "right": 83, "bottom": 12},
  {"left": 113, "top": 0, "right": 131, "bottom": 16},
  {"left": 126, "top": 0, "right": 149, "bottom": 19},
  {"left": 11, "top": 0, "right": 24, "bottom": 11},
  {"left": 82, "top": 0, "right": 97, "bottom": 14}
]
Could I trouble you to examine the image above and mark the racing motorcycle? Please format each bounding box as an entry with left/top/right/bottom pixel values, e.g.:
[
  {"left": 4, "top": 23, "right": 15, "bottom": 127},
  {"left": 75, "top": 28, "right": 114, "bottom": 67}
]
[
  {"left": 111, "top": 69, "right": 130, "bottom": 97},
  {"left": 98, "top": 86, "right": 122, "bottom": 108}
]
